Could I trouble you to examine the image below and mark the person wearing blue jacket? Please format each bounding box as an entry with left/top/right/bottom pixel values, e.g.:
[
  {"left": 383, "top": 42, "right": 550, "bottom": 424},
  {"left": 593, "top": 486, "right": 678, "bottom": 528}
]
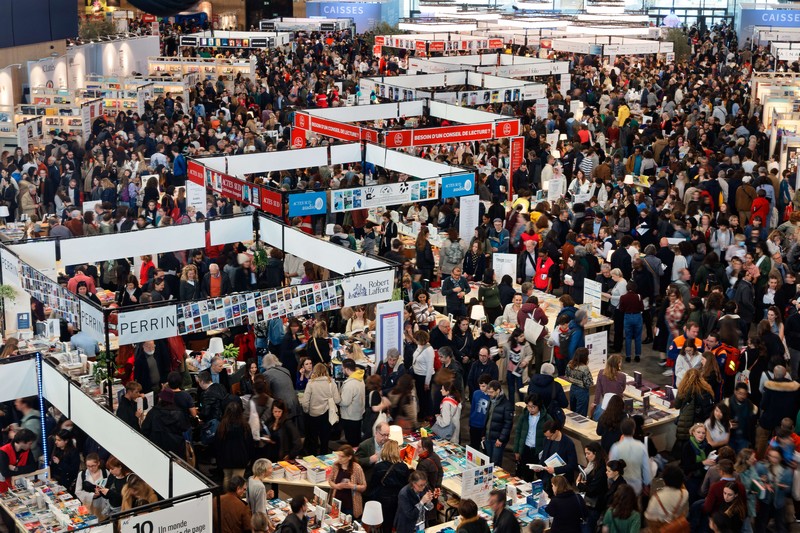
[
  {"left": 171, "top": 145, "right": 187, "bottom": 185},
  {"left": 564, "top": 309, "right": 588, "bottom": 361},
  {"left": 527, "top": 363, "right": 568, "bottom": 413},
  {"left": 754, "top": 447, "right": 793, "bottom": 533},
  {"left": 468, "top": 375, "right": 492, "bottom": 450}
]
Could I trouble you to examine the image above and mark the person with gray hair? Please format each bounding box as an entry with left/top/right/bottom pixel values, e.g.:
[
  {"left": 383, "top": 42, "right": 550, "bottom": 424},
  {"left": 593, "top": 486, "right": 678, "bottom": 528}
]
[
  {"left": 261, "top": 354, "right": 302, "bottom": 423},
  {"left": 209, "top": 355, "right": 231, "bottom": 393},
  {"left": 377, "top": 348, "right": 406, "bottom": 394},
  {"left": 247, "top": 458, "right": 275, "bottom": 515}
]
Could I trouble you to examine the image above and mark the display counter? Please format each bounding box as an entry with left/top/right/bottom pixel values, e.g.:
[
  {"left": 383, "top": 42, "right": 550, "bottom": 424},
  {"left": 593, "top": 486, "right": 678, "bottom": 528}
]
[{"left": 0, "top": 469, "right": 102, "bottom": 532}]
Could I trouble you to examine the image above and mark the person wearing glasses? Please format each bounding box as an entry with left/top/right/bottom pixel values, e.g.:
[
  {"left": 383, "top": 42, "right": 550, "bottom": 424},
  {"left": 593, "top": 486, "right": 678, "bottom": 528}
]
[{"left": 355, "top": 421, "right": 391, "bottom": 476}]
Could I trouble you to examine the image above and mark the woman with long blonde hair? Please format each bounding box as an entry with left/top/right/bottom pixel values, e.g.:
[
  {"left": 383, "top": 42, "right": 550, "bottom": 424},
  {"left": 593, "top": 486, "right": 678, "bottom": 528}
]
[
  {"left": 179, "top": 264, "right": 200, "bottom": 301},
  {"left": 300, "top": 363, "right": 341, "bottom": 455},
  {"left": 308, "top": 320, "right": 330, "bottom": 366},
  {"left": 674, "top": 368, "right": 715, "bottom": 452},
  {"left": 121, "top": 474, "right": 158, "bottom": 510}
]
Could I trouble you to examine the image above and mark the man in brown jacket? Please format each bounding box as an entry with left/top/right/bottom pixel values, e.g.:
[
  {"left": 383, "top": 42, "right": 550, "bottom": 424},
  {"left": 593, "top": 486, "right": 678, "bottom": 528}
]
[
  {"left": 214, "top": 476, "right": 252, "bottom": 533},
  {"left": 735, "top": 175, "right": 757, "bottom": 224}
]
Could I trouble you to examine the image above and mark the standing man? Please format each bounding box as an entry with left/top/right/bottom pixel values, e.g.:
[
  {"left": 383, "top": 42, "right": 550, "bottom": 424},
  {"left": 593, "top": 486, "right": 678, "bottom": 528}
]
[
  {"left": 214, "top": 476, "right": 252, "bottom": 533},
  {"left": 441, "top": 266, "right": 470, "bottom": 317},
  {"left": 484, "top": 380, "right": 514, "bottom": 465},
  {"left": 609, "top": 419, "right": 651, "bottom": 496},
  {"left": 115, "top": 381, "right": 144, "bottom": 432},
  {"left": 133, "top": 340, "right": 170, "bottom": 394},
  {"left": 516, "top": 240, "right": 537, "bottom": 284},
  {"left": 513, "top": 393, "right": 552, "bottom": 482},
  {"left": 355, "top": 421, "right": 390, "bottom": 474}
]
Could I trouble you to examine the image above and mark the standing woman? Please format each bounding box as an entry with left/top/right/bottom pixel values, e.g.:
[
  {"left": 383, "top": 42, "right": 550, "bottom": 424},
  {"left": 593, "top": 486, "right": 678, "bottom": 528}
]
[
  {"left": 592, "top": 355, "right": 626, "bottom": 421},
  {"left": 263, "top": 399, "right": 301, "bottom": 461},
  {"left": 545, "top": 476, "right": 586, "bottom": 533},
  {"left": 50, "top": 429, "right": 80, "bottom": 490},
  {"left": 296, "top": 357, "right": 313, "bottom": 391},
  {"left": 566, "top": 348, "right": 594, "bottom": 417},
  {"left": 680, "top": 423, "right": 715, "bottom": 503},
  {"left": 503, "top": 328, "right": 532, "bottom": 402},
  {"left": 369, "top": 440, "right": 412, "bottom": 533},
  {"left": 279, "top": 318, "right": 302, "bottom": 383},
  {"left": 674, "top": 368, "right": 715, "bottom": 455},
  {"left": 179, "top": 264, "right": 201, "bottom": 301},
  {"left": 602, "top": 484, "right": 641, "bottom": 533},
  {"left": 604, "top": 269, "right": 627, "bottom": 355},
  {"left": 215, "top": 401, "right": 251, "bottom": 490},
  {"left": 462, "top": 241, "right": 486, "bottom": 282},
  {"left": 576, "top": 442, "right": 608, "bottom": 533},
  {"left": 388, "top": 374, "right": 418, "bottom": 431},
  {"left": 75, "top": 453, "right": 107, "bottom": 518},
  {"left": 362, "top": 375, "right": 390, "bottom": 439},
  {"left": 121, "top": 475, "right": 158, "bottom": 511},
  {"left": 300, "top": 364, "right": 341, "bottom": 455},
  {"left": 415, "top": 227, "right": 435, "bottom": 282},
  {"left": 411, "top": 330, "right": 435, "bottom": 420},
  {"left": 411, "top": 290, "right": 436, "bottom": 331},
  {"left": 328, "top": 445, "right": 368, "bottom": 519},
  {"left": 605, "top": 460, "right": 628, "bottom": 506},
  {"left": 96, "top": 456, "right": 131, "bottom": 516},
  {"left": 478, "top": 269, "right": 502, "bottom": 324},
  {"left": 431, "top": 381, "right": 461, "bottom": 441},
  {"left": 307, "top": 321, "right": 331, "bottom": 366}
]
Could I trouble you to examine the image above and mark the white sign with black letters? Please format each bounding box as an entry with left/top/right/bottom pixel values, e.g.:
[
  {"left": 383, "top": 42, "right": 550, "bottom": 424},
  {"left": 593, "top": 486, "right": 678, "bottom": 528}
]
[
  {"left": 119, "top": 493, "right": 212, "bottom": 533},
  {"left": 79, "top": 301, "right": 106, "bottom": 344},
  {"left": 117, "top": 305, "right": 178, "bottom": 344},
  {"left": 343, "top": 270, "right": 395, "bottom": 307}
]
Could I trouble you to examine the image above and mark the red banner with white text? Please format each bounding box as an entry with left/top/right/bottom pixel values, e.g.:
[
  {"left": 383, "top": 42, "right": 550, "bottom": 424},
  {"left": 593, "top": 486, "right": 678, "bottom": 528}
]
[{"left": 508, "top": 136, "right": 525, "bottom": 201}]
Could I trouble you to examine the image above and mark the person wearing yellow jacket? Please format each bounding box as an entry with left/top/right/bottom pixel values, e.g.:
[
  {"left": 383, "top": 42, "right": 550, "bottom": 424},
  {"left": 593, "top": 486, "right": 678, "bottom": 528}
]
[{"left": 340, "top": 359, "right": 366, "bottom": 446}]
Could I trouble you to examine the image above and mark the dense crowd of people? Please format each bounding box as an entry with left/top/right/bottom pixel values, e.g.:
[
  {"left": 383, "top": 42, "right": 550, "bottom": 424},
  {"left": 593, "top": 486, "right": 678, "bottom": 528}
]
[{"left": 1, "top": 12, "right": 800, "bottom": 533}]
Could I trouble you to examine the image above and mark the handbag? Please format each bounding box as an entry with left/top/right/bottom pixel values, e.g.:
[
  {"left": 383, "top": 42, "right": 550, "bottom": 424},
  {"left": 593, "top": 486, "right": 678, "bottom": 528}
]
[
  {"left": 327, "top": 381, "right": 340, "bottom": 426},
  {"left": 653, "top": 491, "right": 688, "bottom": 533}
]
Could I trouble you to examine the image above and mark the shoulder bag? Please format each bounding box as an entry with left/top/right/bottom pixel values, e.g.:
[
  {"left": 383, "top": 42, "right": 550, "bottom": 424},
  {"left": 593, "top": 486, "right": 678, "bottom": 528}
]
[
  {"left": 654, "top": 491, "right": 688, "bottom": 533},
  {"left": 327, "top": 381, "right": 340, "bottom": 426}
]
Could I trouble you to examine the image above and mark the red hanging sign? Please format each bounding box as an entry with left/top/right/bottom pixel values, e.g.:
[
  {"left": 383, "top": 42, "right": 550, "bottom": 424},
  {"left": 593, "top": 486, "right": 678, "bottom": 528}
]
[{"left": 291, "top": 128, "right": 307, "bottom": 149}]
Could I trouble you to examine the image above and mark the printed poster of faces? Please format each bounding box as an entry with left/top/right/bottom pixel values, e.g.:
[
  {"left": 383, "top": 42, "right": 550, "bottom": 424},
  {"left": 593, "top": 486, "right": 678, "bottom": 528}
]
[
  {"left": 176, "top": 279, "right": 344, "bottom": 335},
  {"left": 20, "top": 264, "right": 80, "bottom": 325}
]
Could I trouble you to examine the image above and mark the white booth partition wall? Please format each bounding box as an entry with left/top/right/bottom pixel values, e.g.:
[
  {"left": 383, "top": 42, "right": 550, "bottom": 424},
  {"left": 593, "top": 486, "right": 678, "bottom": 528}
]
[{"left": 0, "top": 356, "right": 216, "bottom": 531}]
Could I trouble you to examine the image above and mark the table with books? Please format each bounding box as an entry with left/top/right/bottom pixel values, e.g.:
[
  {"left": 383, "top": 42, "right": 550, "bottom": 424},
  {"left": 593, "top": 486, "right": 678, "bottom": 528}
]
[
  {"left": 0, "top": 469, "right": 102, "bottom": 533},
  {"left": 426, "top": 477, "right": 553, "bottom": 533}
]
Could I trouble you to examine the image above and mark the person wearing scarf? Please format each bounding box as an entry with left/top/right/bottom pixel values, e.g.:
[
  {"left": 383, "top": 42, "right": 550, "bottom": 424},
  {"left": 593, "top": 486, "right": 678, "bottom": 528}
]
[{"left": 680, "top": 423, "right": 714, "bottom": 503}]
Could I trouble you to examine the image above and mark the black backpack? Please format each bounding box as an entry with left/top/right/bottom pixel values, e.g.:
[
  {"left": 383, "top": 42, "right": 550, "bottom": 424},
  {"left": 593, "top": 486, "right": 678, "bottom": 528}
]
[{"left": 547, "top": 382, "right": 566, "bottom": 426}]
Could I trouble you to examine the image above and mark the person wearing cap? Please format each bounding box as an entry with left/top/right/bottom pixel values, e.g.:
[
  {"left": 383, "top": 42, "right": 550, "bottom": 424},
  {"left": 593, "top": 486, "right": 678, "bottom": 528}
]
[
  {"left": 141, "top": 386, "right": 191, "bottom": 460},
  {"left": 488, "top": 218, "right": 510, "bottom": 253}
]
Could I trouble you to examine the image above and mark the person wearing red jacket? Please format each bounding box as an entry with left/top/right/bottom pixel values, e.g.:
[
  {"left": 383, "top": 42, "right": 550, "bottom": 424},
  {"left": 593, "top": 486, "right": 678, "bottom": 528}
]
[
  {"left": 750, "top": 189, "right": 771, "bottom": 226},
  {"left": 0, "top": 429, "right": 37, "bottom": 493}
]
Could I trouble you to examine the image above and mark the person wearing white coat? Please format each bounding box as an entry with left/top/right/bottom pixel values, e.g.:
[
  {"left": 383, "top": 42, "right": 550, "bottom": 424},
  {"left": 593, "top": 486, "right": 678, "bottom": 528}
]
[{"left": 411, "top": 330, "right": 435, "bottom": 420}]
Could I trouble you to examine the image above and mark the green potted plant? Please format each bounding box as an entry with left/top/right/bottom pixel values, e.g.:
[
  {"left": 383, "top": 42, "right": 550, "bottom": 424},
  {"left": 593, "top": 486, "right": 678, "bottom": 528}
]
[{"left": 222, "top": 343, "right": 240, "bottom": 363}]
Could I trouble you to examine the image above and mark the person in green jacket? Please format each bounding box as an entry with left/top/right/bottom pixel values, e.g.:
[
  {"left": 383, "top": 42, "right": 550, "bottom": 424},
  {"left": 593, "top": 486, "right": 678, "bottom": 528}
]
[
  {"left": 602, "top": 484, "right": 641, "bottom": 533},
  {"left": 478, "top": 269, "right": 502, "bottom": 324},
  {"left": 513, "top": 393, "right": 552, "bottom": 482}
]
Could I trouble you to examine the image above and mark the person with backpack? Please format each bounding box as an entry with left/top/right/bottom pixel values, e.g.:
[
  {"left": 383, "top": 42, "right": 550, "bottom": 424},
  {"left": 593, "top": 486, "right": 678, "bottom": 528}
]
[
  {"left": 527, "top": 362, "right": 568, "bottom": 427},
  {"left": 705, "top": 331, "right": 741, "bottom": 397},
  {"left": 439, "top": 229, "right": 467, "bottom": 282}
]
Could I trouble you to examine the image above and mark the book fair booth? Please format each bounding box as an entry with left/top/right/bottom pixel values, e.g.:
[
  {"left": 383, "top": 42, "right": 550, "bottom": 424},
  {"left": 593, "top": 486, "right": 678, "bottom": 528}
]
[
  {"left": 360, "top": 71, "right": 546, "bottom": 107},
  {"left": 406, "top": 53, "right": 570, "bottom": 77},
  {"left": 290, "top": 99, "right": 522, "bottom": 152}
]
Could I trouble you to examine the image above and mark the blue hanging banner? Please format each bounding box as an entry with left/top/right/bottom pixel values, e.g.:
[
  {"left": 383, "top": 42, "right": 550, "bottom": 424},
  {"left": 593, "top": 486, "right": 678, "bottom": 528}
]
[
  {"left": 441, "top": 173, "right": 476, "bottom": 199},
  {"left": 288, "top": 191, "right": 328, "bottom": 217}
]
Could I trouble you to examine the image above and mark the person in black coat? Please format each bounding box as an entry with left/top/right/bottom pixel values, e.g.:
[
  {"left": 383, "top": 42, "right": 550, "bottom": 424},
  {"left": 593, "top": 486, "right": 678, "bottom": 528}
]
[
  {"left": 115, "top": 381, "right": 143, "bottom": 432},
  {"left": 539, "top": 420, "right": 579, "bottom": 495},
  {"left": 141, "top": 389, "right": 191, "bottom": 460},
  {"left": 488, "top": 489, "right": 521, "bottom": 533},
  {"left": 133, "top": 340, "right": 170, "bottom": 394},
  {"left": 51, "top": 429, "right": 81, "bottom": 490},
  {"left": 279, "top": 497, "right": 309, "bottom": 533},
  {"left": 279, "top": 318, "right": 302, "bottom": 383},
  {"left": 545, "top": 475, "right": 586, "bottom": 533},
  {"left": 610, "top": 236, "right": 633, "bottom": 280},
  {"left": 484, "top": 381, "right": 514, "bottom": 465},
  {"left": 575, "top": 441, "right": 608, "bottom": 528},
  {"left": 368, "top": 441, "right": 412, "bottom": 533}
]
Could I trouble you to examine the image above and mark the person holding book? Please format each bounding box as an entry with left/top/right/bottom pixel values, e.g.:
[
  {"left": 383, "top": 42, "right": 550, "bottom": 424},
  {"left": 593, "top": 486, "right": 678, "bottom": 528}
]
[{"left": 538, "top": 419, "right": 578, "bottom": 495}]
